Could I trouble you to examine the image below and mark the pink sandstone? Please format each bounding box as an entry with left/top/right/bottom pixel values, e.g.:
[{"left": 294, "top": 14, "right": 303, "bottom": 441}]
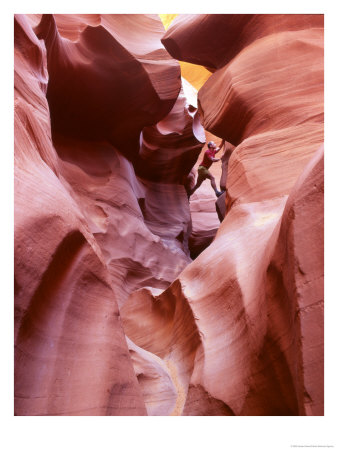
[{"left": 14, "top": 13, "right": 203, "bottom": 416}]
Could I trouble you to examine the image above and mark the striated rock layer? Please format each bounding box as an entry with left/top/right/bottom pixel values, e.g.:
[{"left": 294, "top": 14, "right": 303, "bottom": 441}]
[
  {"left": 181, "top": 146, "right": 323, "bottom": 415},
  {"left": 14, "top": 13, "right": 204, "bottom": 416},
  {"left": 162, "top": 14, "right": 323, "bottom": 71},
  {"left": 159, "top": 14, "right": 324, "bottom": 415},
  {"left": 15, "top": 13, "right": 323, "bottom": 416},
  {"left": 15, "top": 14, "right": 146, "bottom": 415}
]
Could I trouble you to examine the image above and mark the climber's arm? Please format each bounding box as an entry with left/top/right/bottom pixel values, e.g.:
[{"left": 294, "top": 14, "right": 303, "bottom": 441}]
[{"left": 215, "top": 139, "right": 226, "bottom": 153}]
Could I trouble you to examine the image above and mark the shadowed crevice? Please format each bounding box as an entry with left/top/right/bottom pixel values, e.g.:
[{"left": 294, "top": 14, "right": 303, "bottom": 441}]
[{"left": 16, "top": 230, "right": 86, "bottom": 342}]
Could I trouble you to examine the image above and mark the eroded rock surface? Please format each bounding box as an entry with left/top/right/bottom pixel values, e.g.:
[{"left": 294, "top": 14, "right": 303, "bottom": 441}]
[
  {"left": 14, "top": 13, "right": 203, "bottom": 416},
  {"left": 159, "top": 13, "right": 324, "bottom": 415}
]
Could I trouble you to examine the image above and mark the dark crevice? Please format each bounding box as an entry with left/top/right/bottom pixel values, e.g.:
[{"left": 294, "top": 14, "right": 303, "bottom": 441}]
[
  {"left": 16, "top": 230, "right": 86, "bottom": 342},
  {"left": 188, "top": 227, "right": 218, "bottom": 260},
  {"left": 175, "top": 230, "right": 184, "bottom": 243},
  {"left": 137, "top": 197, "right": 146, "bottom": 218}
]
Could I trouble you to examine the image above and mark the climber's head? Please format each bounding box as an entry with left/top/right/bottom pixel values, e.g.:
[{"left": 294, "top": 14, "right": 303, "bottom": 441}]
[{"left": 207, "top": 141, "right": 216, "bottom": 149}]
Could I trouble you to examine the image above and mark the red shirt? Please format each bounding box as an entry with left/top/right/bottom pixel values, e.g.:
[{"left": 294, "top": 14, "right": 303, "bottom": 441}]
[{"left": 201, "top": 148, "right": 216, "bottom": 169}]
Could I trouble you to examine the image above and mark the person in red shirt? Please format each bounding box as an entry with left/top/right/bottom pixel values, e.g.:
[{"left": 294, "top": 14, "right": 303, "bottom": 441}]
[{"left": 189, "top": 139, "right": 225, "bottom": 197}]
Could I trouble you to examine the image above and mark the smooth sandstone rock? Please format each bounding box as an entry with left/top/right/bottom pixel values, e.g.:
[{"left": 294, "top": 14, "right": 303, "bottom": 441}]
[
  {"left": 14, "top": 14, "right": 200, "bottom": 416},
  {"left": 162, "top": 14, "right": 323, "bottom": 70},
  {"left": 160, "top": 14, "right": 212, "bottom": 90},
  {"left": 14, "top": 14, "right": 147, "bottom": 416},
  {"left": 161, "top": 146, "right": 323, "bottom": 415},
  {"left": 266, "top": 145, "right": 324, "bottom": 415},
  {"left": 161, "top": 14, "right": 324, "bottom": 415},
  {"left": 34, "top": 14, "right": 181, "bottom": 159},
  {"left": 135, "top": 78, "right": 205, "bottom": 184},
  {"left": 120, "top": 281, "right": 201, "bottom": 416},
  {"left": 199, "top": 29, "right": 324, "bottom": 146}
]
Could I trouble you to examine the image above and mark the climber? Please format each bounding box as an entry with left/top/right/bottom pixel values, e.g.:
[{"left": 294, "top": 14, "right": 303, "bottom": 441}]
[{"left": 189, "top": 139, "right": 225, "bottom": 198}]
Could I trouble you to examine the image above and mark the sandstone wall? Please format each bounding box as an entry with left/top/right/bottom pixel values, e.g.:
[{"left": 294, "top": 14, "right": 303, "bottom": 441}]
[
  {"left": 159, "top": 14, "right": 324, "bottom": 415},
  {"left": 14, "top": 13, "right": 204, "bottom": 416}
]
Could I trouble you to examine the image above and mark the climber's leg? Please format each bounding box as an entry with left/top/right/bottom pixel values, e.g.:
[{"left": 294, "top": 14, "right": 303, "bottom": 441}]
[
  {"left": 208, "top": 174, "right": 217, "bottom": 192},
  {"left": 206, "top": 173, "right": 223, "bottom": 197},
  {"left": 190, "top": 166, "right": 208, "bottom": 196},
  {"left": 190, "top": 175, "right": 204, "bottom": 195}
]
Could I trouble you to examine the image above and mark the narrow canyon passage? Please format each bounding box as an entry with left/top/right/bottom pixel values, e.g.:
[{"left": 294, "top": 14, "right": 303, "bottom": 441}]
[{"left": 14, "top": 14, "right": 324, "bottom": 416}]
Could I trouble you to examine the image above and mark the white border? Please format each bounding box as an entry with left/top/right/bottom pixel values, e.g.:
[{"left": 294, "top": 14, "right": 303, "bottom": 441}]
[{"left": 3, "top": 2, "right": 337, "bottom": 449}]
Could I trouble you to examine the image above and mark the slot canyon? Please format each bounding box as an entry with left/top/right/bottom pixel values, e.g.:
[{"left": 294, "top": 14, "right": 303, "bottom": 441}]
[{"left": 14, "top": 13, "right": 324, "bottom": 416}]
